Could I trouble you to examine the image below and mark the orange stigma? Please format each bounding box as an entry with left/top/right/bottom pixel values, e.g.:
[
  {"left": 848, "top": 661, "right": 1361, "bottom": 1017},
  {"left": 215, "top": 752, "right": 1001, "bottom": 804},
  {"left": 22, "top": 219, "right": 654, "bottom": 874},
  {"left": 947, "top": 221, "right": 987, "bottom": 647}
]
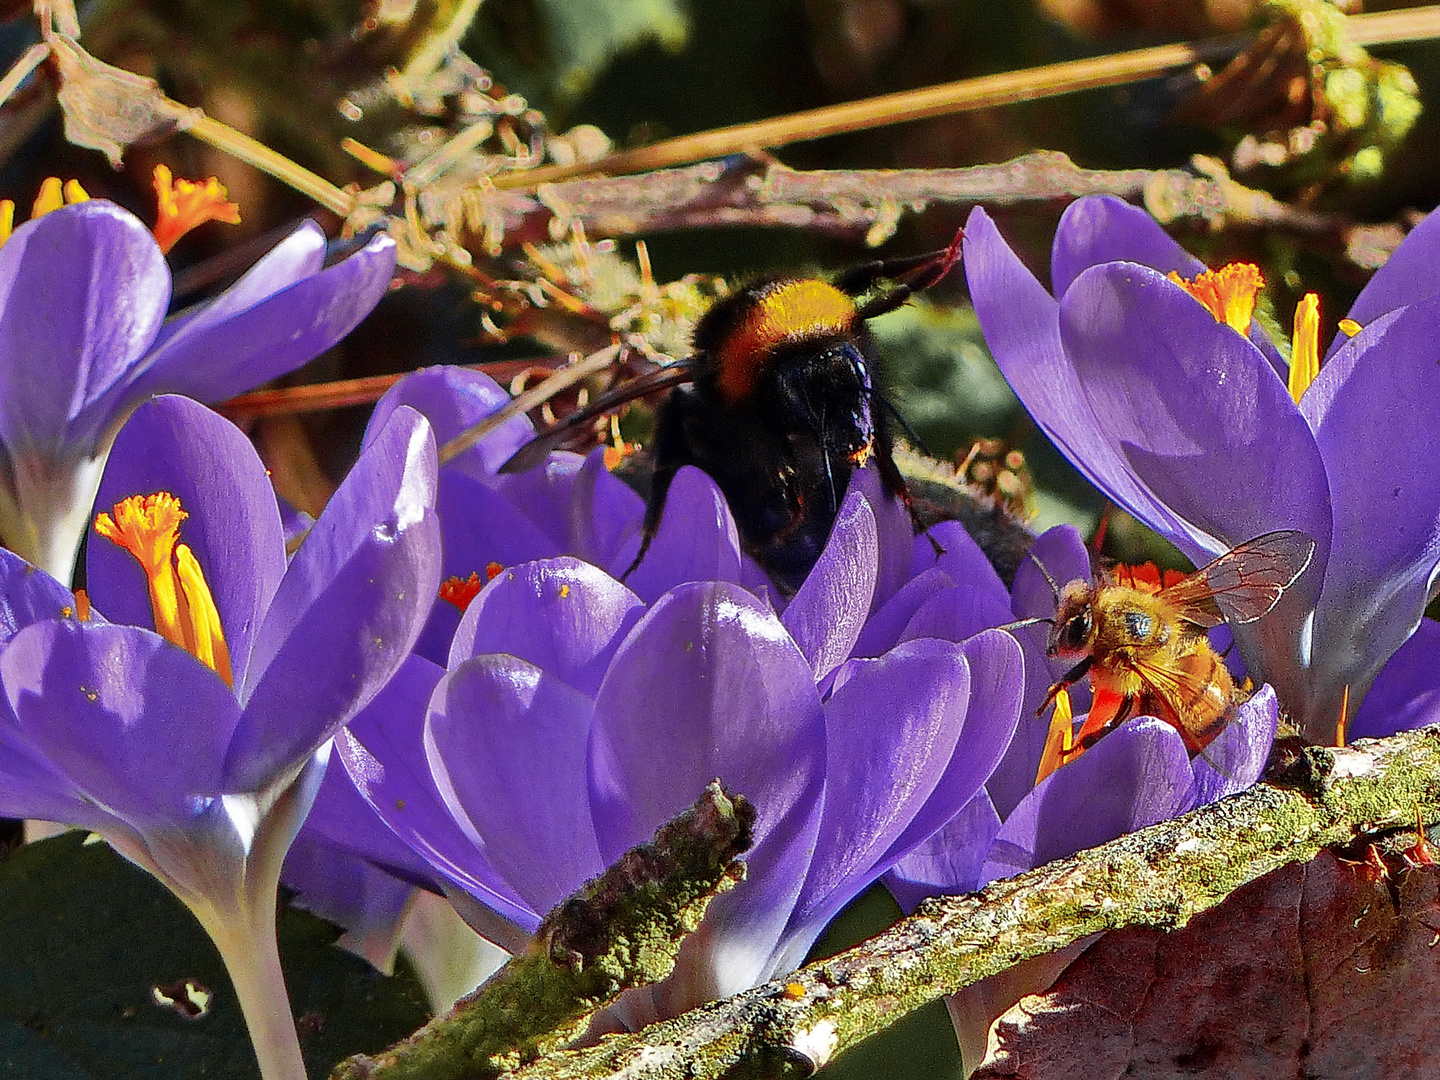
[
  {"left": 438, "top": 571, "right": 488, "bottom": 613},
  {"left": 151, "top": 164, "right": 241, "bottom": 254},
  {"left": 94, "top": 493, "right": 233, "bottom": 686},
  {"left": 1168, "top": 264, "right": 1264, "bottom": 335}
]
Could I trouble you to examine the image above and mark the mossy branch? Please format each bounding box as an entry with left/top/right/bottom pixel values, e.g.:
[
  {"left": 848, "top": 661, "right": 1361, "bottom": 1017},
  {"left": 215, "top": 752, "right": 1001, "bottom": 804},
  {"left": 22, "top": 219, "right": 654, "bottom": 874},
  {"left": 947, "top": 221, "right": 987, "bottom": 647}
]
[
  {"left": 492, "top": 727, "right": 1440, "bottom": 1079},
  {"left": 330, "top": 782, "right": 756, "bottom": 1080}
]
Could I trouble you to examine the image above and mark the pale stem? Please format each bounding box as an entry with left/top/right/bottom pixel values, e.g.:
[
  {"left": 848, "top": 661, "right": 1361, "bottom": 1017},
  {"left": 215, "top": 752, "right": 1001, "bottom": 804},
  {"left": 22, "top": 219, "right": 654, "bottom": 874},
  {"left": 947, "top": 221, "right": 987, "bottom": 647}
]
[{"left": 188, "top": 889, "right": 307, "bottom": 1080}]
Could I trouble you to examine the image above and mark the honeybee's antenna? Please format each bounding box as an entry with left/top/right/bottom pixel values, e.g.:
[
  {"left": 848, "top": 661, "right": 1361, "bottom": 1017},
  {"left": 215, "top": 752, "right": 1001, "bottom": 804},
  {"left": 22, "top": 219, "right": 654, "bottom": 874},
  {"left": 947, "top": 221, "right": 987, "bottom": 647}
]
[{"left": 1026, "top": 548, "right": 1063, "bottom": 606}]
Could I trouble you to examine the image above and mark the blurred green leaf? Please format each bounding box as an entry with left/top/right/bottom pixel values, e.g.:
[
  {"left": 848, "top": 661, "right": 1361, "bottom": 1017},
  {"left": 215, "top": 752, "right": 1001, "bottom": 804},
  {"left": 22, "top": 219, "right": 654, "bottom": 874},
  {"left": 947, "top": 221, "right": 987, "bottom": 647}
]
[{"left": 0, "top": 834, "right": 429, "bottom": 1079}]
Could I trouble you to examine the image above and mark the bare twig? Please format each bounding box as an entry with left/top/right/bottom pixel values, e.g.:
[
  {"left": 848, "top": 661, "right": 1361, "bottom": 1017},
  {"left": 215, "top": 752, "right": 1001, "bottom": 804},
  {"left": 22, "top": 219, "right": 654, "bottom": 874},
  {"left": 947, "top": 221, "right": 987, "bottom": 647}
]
[{"left": 480, "top": 727, "right": 1440, "bottom": 1079}]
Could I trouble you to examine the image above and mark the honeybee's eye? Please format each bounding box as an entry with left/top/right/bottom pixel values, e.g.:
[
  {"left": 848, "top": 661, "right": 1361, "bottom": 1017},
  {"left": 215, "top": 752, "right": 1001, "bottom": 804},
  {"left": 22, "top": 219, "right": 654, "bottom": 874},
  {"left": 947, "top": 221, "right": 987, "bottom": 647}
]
[{"left": 1061, "top": 611, "right": 1092, "bottom": 650}]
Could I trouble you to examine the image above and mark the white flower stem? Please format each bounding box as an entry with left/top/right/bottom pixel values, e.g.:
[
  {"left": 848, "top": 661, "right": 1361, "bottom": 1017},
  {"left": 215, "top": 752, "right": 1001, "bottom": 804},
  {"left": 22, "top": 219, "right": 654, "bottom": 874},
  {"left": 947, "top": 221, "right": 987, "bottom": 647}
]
[{"left": 189, "top": 890, "right": 307, "bottom": 1080}]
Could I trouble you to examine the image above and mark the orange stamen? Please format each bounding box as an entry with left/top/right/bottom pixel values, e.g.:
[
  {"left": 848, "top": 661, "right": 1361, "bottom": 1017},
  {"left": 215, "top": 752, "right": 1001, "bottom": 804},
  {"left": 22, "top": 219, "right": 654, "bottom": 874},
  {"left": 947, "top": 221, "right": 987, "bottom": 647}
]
[
  {"left": 94, "top": 493, "right": 232, "bottom": 686},
  {"left": 1168, "top": 264, "right": 1264, "bottom": 335},
  {"left": 151, "top": 164, "right": 241, "bottom": 254}
]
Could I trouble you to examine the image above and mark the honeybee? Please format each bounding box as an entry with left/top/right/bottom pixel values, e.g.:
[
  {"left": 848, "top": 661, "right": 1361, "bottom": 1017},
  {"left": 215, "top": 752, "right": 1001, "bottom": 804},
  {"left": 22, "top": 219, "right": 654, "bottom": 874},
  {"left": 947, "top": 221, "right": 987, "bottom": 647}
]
[
  {"left": 1038, "top": 530, "right": 1315, "bottom": 755},
  {"left": 501, "top": 231, "right": 964, "bottom": 591}
]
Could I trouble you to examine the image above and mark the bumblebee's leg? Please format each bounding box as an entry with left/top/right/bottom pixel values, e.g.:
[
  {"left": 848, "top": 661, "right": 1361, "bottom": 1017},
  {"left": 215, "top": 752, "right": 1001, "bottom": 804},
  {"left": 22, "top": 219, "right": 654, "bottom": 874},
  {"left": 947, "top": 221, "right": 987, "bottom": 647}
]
[
  {"left": 620, "top": 391, "right": 693, "bottom": 581},
  {"left": 848, "top": 228, "right": 965, "bottom": 319},
  {"left": 874, "top": 433, "right": 944, "bottom": 556},
  {"left": 1037, "top": 656, "right": 1094, "bottom": 717}
]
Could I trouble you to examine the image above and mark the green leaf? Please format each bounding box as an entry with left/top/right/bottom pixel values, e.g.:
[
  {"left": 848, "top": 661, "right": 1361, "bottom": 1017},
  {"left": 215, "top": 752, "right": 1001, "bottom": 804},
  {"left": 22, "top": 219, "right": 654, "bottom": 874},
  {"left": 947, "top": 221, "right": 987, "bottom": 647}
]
[
  {"left": 0, "top": 834, "right": 430, "bottom": 1079},
  {"left": 538, "top": 0, "right": 687, "bottom": 98}
]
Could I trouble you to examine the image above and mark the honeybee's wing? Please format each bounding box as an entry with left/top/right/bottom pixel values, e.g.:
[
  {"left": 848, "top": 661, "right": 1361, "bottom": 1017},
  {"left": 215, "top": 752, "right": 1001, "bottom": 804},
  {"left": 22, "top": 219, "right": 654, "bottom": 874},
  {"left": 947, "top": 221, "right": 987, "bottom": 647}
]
[
  {"left": 1125, "top": 653, "right": 1233, "bottom": 754},
  {"left": 1158, "top": 530, "right": 1316, "bottom": 630},
  {"left": 498, "top": 362, "right": 696, "bottom": 475}
]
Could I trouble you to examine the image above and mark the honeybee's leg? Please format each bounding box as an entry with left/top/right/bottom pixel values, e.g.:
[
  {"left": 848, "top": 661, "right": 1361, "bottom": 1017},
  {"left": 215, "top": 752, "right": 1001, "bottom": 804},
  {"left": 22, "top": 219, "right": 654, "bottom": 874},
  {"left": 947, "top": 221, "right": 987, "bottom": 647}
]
[
  {"left": 1078, "top": 694, "right": 1133, "bottom": 749},
  {"left": 1038, "top": 656, "right": 1094, "bottom": 717}
]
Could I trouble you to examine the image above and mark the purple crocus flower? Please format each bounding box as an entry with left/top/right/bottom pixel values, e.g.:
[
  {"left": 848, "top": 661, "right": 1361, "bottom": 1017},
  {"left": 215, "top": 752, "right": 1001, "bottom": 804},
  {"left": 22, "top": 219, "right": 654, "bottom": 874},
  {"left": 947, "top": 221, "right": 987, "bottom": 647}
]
[
  {"left": 964, "top": 195, "right": 1440, "bottom": 742},
  {"left": 0, "top": 394, "right": 440, "bottom": 1080},
  {"left": 329, "top": 462, "right": 1025, "bottom": 1026},
  {"left": 0, "top": 198, "right": 395, "bottom": 583}
]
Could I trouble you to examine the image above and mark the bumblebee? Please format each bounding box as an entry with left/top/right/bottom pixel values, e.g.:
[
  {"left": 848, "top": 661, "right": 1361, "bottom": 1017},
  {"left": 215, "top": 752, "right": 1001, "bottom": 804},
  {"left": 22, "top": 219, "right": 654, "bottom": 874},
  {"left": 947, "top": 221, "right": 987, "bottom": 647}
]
[
  {"left": 1038, "top": 530, "right": 1315, "bottom": 755},
  {"left": 502, "top": 231, "right": 963, "bottom": 591}
]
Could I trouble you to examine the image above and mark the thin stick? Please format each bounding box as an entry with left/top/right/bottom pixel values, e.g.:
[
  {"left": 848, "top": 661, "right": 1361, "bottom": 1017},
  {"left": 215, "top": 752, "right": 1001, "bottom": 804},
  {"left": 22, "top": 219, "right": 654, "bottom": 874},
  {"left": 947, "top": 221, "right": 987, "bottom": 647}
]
[
  {"left": 490, "top": 6, "right": 1440, "bottom": 190},
  {"left": 437, "top": 345, "right": 621, "bottom": 464}
]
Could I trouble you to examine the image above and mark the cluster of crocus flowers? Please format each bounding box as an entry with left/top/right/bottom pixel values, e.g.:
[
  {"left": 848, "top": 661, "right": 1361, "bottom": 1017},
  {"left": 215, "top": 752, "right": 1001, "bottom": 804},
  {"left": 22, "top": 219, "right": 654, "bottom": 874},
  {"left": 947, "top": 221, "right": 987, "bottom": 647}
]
[
  {"left": 0, "top": 168, "right": 395, "bottom": 584},
  {"left": 964, "top": 195, "right": 1440, "bottom": 743},
  {"left": 0, "top": 394, "right": 441, "bottom": 1080}
]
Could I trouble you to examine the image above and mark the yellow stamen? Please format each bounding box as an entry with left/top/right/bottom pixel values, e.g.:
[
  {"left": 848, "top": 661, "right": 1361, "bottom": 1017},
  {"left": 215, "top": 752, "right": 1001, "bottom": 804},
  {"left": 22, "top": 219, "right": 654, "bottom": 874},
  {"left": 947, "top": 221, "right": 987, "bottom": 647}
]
[
  {"left": 1035, "top": 687, "right": 1075, "bottom": 785},
  {"left": 94, "top": 493, "right": 232, "bottom": 686},
  {"left": 0, "top": 200, "right": 12, "bottom": 248},
  {"left": 1335, "top": 684, "right": 1351, "bottom": 747},
  {"left": 1168, "top": 264, "right": 1263, "bottom": 335},
  {"left": 1289, "top": 293, "right": 1321, "bottom": 404},
  {"left": 175, "top": 544, "right": 233, "bottom": 686},
  {"left": 1337, "top": 318, "right": 1362, "bottom": 338},
  {"left": 151, "top": 164, "right": 242, "bottom": 254},
  {"left": 30, "top": 177, "right": 89, "bottom": 219}
]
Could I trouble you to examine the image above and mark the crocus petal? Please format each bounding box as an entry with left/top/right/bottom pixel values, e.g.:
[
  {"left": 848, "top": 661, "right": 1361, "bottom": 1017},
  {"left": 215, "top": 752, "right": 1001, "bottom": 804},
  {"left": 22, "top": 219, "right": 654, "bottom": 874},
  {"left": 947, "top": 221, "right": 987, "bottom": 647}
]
[
  {"left": 1342, "top": 206, "right": 1440, "bottom": 332},
  {"left": 884, "top": 791, "right": 1002, "bottom": 913},
  {"left": 1049, "top": 195, "right": 1206, "bottom": 298},
  {"left": 1052, "top": 195, "right": 1286, "bottom": 374},
  {"left": 450, "top": 557, "right": 643, "bottom": 697},
  {"left": 850, "top": 466, "right": 913, "bottom": 607},
  {"left": 782, "top": 482, "right": 877, "bottom": 679},
  {"left": 549, "top": 449, "right": 648, "bottom": 574},
  {"left": 414, "top": 469, "right": 562, "bottom": 664},
  {"left": 589, "top": 581, "right": 826, "bottom": 997},
  {"left": 852, "top": 565, "right": 952, "bottom": 658},
  {"left": 282, "top": 832, "right": 416, "bottom": 972},
  {"left": 1296, "top": 293, "right": 1440, "bottom": 732},
  {"left": 0, "top": 720, "right": 95, "bottom": 826},
  {"left": 1059, "top": 263, "right": 1331, "bottom": 564},
  {"left": 228, "top": 408, "right": 439, "bottom": 791},
  {"left": 0, "top": 202, "right": 168, "bottom": 455},
  {"left": 981, "top": 716, "right": 1196, "bottom": 884},
  {"left": 125, "top": 232, "right": 397, "bottom": 404},
  {"left": 367, "top": 365, "right": 534, "bottom": 482},
  {"left": 143, "top": 221, "right": 325, "bottom": 356},
  {"left": 2, "top": 620, "right": 237, "bottom": 827},
  {"left": 0, "top": 547, "right": 84, "bottom": 648},
  {"left": 963, "top": 207, "right": 1198, "bottom": 549},
  {"left": 87, "top": 395, "right": 286, "bottom": 684},
  {"left": 915, "top": 519, "right": 1009, "bottom": 601},
  {"left": 622, "top": 467, "right": 744, "bottom": 604},
  {"left": 428, "top": 653, "right": 603, "bottom": 916},
  {"left": 899, "top": 584, "right": 1014, "bottom": 645},
  {"left": 779, "top": 637, "right": 973, "bottom": 956},
  {"left": 886, "top": 629, "right": 1023, "bottom": 860},
  {"left": 1189, "top": 685, "right": 1278, "bottom": 805},
  {"left": 1349, "top": 617, "right": 1440, "bottom": 740},
  {"left": 337, "top": 655, "right": 539, "bottom": 940}
]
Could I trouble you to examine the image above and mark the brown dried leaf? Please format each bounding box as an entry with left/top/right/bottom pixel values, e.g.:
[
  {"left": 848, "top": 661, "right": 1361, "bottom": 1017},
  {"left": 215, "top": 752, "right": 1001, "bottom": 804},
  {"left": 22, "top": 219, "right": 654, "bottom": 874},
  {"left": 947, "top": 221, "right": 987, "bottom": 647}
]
[
  {"left": 972, "top": 852, "right": 1440, "bottom": 1079},
  {"left": 48, "top": 34, "right": 193, "bottom": 167}
]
